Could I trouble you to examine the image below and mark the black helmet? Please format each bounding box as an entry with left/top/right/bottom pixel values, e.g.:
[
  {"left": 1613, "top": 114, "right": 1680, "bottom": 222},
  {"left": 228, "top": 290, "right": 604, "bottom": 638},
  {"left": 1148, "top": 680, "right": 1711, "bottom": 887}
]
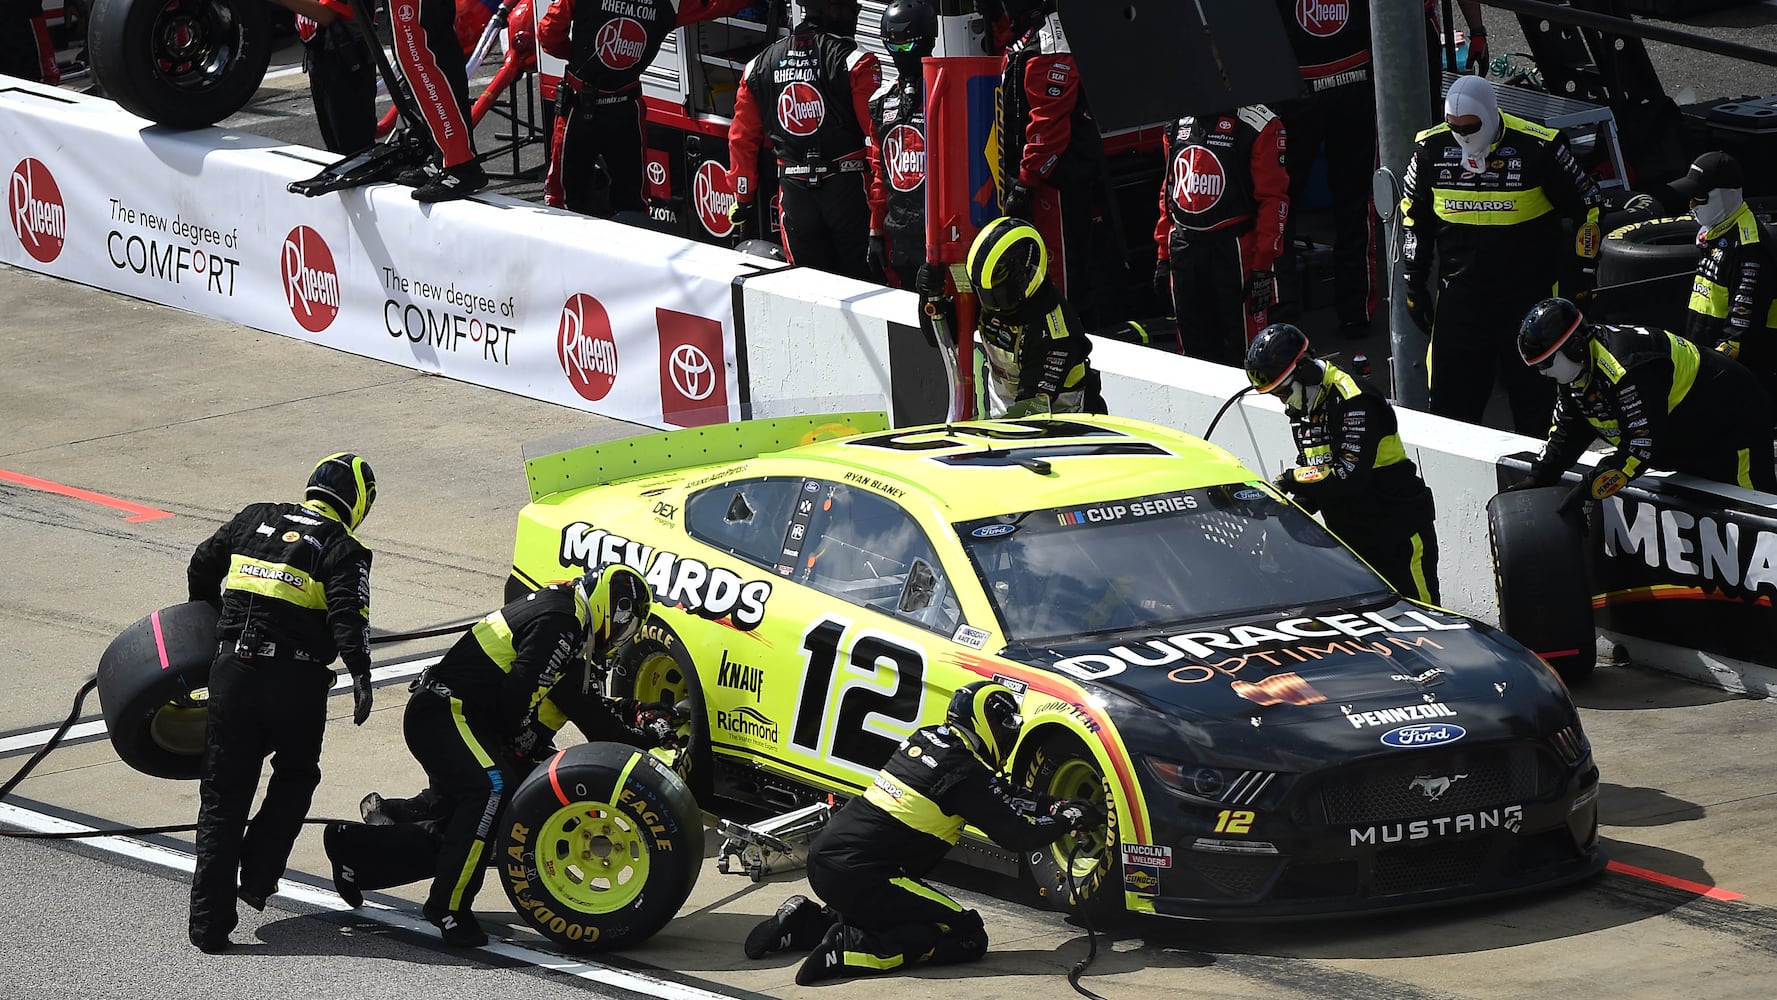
[
  {"left": 1245, "top": 323, "right": 1313, "bottom": 395},
  {"left": 1518, "top": 298, "right": 1591, "bottom": 383},
  {"left": 945, "top": 680, "right": 1024, "bottom": 767},
  {"left": 966, "top": 217, "right": 1047, "bottom": 312},
  {"left": 576, "top": 565, "right": 653, "bottom": 664},
  {"left": 881, "top": 0, "right": 937, "bottom": 61},
  {"left": 306, "top": 453, "right": 376, "bottom": 529},
  {"left": 800, "top": 0, "right": 861, "bottom": 35}
]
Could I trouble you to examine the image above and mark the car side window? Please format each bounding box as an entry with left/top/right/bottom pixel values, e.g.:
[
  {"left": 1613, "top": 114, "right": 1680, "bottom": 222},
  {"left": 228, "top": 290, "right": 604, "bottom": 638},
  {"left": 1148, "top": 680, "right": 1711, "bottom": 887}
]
[
  {"left": 684, "top": 477, "right": 803, "bottom": 570},
  {"left": 797, "top": 483, "right": 961, "bottom": 635}
]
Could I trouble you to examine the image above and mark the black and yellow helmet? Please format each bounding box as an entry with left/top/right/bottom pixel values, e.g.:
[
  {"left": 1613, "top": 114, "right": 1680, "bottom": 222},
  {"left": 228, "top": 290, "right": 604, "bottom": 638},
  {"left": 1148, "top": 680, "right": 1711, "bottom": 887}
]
[
  {"left": 575, "top": 565, "right": 653, "bottom": 664},
  {"left": 965, "top": 217, "right": 1047, "bottom": 312},
  {"left": 945, "top": 680, "right": 1024, "bottom": 767},
  {"left": 306, "top": 453, "right": 376, "bottom": 529}
]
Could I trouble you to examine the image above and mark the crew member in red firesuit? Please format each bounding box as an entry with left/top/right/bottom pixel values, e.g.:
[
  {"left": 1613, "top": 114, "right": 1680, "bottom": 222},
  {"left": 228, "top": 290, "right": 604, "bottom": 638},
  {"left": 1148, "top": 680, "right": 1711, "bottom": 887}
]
[
  {"left": 539, "top": 0, "right": 752, "bottom": 216},
  {"left": 1273, "top": 0, "right": 1379, "bottom": 338},
  {"left": 1400, "top": 76, "right": 1604, "bottom": 435},
  {"left": 1154, "top": 104, "right": 1290, "bottom": 367},
  {"left": 979, "top": 0, "right": 1106, "bottom": 322},
  {"left": 388, "top": 0, "right": 488, "bottom": 201},
  {"left": 0, "top": 0, "right": 60, "bottom": 85},
  {"left": 726, "top": 0, "right": 882, "bottom": 281},
  {"left": 867, "top": 0, "right": 936, "bottom": 288},
  {"left": 279, "top": 0, "right": 377, "bottom": 155}
]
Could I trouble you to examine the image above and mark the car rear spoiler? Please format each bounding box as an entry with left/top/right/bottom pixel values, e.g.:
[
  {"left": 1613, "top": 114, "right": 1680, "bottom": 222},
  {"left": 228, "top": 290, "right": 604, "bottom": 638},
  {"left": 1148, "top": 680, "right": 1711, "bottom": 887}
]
[{"left": 524, "top": 411, "right": 891, "bottom": 502}]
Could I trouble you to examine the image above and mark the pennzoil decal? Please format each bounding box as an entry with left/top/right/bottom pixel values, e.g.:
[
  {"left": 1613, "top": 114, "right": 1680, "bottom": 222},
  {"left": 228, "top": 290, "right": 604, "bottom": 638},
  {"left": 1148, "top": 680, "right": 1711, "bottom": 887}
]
[{"left": 560, "top": 522, "right": 771, "bottom": 630}]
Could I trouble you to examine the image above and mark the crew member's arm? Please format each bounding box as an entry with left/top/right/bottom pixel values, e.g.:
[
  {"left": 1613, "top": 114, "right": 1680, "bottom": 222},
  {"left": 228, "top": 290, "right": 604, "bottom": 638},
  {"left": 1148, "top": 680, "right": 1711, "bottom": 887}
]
[
  {"left": 1722, "top": 243, "right": 1773, "bottom": 359},
  {"left": 501, "top": 609, "right": 582, "bottom": 736},
  {"left": 537, "top": 0, "right": 574, "bottom": 60},
  {"left": 868, "top": 91, "right": 890, "bottom": 235},
  {"left": 848, "top": 49, "right": 884, "bottom": 182},
  {"left": 1288, "top": 396, "right": 1386, "bottom": 506},
  {"left": 1398, "top": 137, "right": 1440, "bottom": 290},
  {"left": 1248, "top": 109, "right": 1291, "bottom": 272},
  {"left": 1545, "top": 133, "right": 1604, "bottom": 257},
  {"left": 1590, "top": 355, "right": 1675, "bottom": 490},
  {"left": 1153, "top": 125, "right": 1176, "bottom": 258},
  {"left": 1018, "top": 46, "right": 1079, "bottom": 191},
  {"left": 1019, "top": 295, "right": 1090, "bottom": 402},
  {"left": 944, "top": 766, "right": 1076, "bottom": 853},
  {"left": 318, "top": 538, "right": 374, "bottom": 679},
  {"left": 187, "top": 514, "right": 241, "bottom": 602},
  {"left": 726, "top": 58, "right": 766, "bottom": 209},
  {"left": 1525, "top": 390, "right": 1592, "bottom": 487}
]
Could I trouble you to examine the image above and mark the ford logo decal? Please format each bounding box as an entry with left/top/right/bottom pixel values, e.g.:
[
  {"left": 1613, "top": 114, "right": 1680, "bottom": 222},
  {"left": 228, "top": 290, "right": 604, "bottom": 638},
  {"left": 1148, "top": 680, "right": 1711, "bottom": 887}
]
[
  {"left": 1379, "top": 724, "right": 1467, "bottom": 749},
  {"left": 1233, "top": 488, "right": 1266, "bottom": 501},
  {"left": 971, "top": 523, "right": 1017, "bottom": 538}
]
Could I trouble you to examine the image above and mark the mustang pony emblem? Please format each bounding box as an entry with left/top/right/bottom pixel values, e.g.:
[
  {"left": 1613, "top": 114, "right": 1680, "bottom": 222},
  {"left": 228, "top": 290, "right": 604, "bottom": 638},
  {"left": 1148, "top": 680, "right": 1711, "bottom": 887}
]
[{"left": 1409, "top": 773, "right": 1468, "bottom": 801}]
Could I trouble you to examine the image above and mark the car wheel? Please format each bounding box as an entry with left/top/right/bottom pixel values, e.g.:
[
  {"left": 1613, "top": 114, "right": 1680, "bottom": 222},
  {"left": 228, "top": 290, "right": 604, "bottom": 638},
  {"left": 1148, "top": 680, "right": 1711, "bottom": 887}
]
[
  {"left": 1488, "top": 486, "right": 1596, "bottom": 683},
  {"left": 496, "top": 742, "right": 704, "bottom": 951},
  {"left": 87, "top": 0, "right": 272, "bottom": 129},
  {"left": 608, "top": 622, "right": 712, "bottom": 803},
  {"left": 95, "top": 601, "right": 218, "bottom": 780},
  {"left": 1593, "top": 215, "right": 1699, "bottom": 332},
  {"left": 1015, "top": 729, "right": 1122, "bottom": 920}
]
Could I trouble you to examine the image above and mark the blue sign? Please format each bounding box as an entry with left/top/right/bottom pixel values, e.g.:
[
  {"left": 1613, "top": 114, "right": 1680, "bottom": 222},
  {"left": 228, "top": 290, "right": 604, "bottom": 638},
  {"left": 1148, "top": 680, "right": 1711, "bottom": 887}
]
[{"left": 1379, "top": 724, "right": 1467, "bottom": 749}]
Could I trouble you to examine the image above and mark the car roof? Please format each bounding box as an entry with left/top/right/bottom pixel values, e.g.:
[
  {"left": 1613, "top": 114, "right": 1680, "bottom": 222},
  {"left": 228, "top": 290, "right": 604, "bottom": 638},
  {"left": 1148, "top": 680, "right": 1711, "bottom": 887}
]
[{"left": 767, "top": 414, "right": 1258, "bottom": 522}]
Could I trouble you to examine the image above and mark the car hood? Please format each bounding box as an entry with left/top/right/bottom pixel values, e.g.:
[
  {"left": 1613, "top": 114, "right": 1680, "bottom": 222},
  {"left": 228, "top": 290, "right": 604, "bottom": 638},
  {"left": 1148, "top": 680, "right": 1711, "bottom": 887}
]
[{"left": 1002, "top": 599, "right": 1573, "bottom": 757}]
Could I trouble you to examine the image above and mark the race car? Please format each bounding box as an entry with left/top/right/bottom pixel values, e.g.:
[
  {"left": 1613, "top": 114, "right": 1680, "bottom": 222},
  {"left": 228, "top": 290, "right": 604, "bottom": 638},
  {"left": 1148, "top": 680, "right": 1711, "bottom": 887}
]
[{"left": 506, "top": 411, "right": 1603, "bottom": 921}]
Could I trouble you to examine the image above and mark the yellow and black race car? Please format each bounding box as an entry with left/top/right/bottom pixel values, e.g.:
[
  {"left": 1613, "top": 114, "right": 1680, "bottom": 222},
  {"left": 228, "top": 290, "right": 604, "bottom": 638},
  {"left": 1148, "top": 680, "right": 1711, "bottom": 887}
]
[{"left": 507, "top": 412, "right": 1602, "bottom": 922}]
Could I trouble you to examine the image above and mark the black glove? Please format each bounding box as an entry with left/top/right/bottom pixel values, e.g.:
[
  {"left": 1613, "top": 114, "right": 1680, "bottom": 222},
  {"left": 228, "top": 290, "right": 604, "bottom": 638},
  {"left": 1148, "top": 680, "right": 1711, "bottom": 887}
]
[
  {"left": 728, "top": 201, "right": 752, "bottom": 241},
  {"left": 635, "top": 708, "right": 679, "bottom": 749},
  {"left": 1003, "top": 180, "right": 1033, "bottom": 220},
  {"left": 1152, "top": 258, "right": 1171, "bottom": 303},
  {"left": 915, "top": 260, "right": 947, "bottom": 299},
  {"left": 866, "top": 233, "right": 887, "bottom": 280},
  {"left": 1272, "top": 469, "right": 1300, "bottom": 496},
  {"left": 1501, "top": 476, "right": 1542, "bottom": 493},
  {"left": 1556, "top": 483, "right": 1589, "bottom": 518},
  {"left": 1248, "top": 269, "right": 1277, "bottom": 313},
  {"left": 1050, "top": 797, "right": 1103, "bottom": 833},
  {"left": 351, "top": 673, "right": 373, "bottom": 726},
  {"left": 1404, "top": 279, "right": 1435, "bottom": 334}
]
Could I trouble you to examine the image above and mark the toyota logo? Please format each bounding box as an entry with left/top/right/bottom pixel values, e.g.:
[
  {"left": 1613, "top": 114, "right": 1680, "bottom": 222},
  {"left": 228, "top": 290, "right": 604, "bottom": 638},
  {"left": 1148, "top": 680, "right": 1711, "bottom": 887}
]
[
  {"left": 669, "top": 343, "right": 716, "bottom": 401},
  {"left": 646, "top": 160, "right": 667, "bottom": 186}
]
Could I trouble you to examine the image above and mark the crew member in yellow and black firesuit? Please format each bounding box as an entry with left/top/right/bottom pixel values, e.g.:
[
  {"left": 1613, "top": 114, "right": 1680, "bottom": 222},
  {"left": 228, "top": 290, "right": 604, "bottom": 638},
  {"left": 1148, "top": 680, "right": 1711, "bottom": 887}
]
[
  {"left": 1246, "top": 324, "right": 1441, "bottom": 603},
  {"left": 917, "top": 216, "right": 1105, "bottom": 418},
  {"left": 740, "top": 681, "right": 1100, "bottom": 985},
  {"left": 1664, "top": 151, "right": 1777, "bottom": 411},
  {"left": 1508, "top": 298, "right": 1776, "bottom": 507},
  {"left": 1400, "top": 75, "right": 1605, "bottom": 436}
]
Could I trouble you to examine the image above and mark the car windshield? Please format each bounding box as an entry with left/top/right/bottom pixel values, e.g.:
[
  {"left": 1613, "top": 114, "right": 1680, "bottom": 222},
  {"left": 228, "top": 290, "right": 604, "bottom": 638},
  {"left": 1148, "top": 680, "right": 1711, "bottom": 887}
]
[{"left": 957, "top": 483, "right": 1394, "bottom": 643}]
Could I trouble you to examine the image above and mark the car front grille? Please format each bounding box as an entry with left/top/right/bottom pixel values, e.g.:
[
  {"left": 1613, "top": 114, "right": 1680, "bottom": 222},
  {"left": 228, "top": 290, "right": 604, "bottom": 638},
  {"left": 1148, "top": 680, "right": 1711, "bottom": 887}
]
[
  {"left": 1187, "top": 854, "right": 1282, "bottom": 898},
  {"left": 1292, "top": 745, "right": 1561, "bottom": 826},
  {"left": 1369, "top": 841, "right": 1488, "bottom": 896}
]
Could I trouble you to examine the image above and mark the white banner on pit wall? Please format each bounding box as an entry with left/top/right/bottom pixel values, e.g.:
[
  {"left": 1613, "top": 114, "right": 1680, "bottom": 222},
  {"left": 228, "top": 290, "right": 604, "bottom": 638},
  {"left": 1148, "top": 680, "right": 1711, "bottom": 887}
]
[{"left": 0, "top": 77, "right": 767, "bottom": 429}]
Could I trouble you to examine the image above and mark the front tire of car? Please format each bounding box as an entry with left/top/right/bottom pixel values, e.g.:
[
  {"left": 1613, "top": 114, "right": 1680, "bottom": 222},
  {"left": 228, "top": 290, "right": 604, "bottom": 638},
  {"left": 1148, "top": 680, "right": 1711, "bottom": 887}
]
[
  {"left": 1015, "top": 729, "right": 1123, "bottom": 920},
  {"left": 95, "top": 600, "right": 219, "bottom": 780},
  {"left": 608, "top": 620, "right": 713, "bottom": 804},
  {"left": 1488, "top": 486, "right": 1596, "bottom": 683}
]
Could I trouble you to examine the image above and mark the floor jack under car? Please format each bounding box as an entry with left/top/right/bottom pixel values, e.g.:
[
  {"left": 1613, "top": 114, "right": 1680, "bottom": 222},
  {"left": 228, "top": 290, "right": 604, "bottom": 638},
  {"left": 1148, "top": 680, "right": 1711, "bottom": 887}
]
[
  {"left": 286, "top": 0, "right": 438, "bottom": 197},
  {"left": 716, "top": 802, "right": 832, "bottom": 882}
]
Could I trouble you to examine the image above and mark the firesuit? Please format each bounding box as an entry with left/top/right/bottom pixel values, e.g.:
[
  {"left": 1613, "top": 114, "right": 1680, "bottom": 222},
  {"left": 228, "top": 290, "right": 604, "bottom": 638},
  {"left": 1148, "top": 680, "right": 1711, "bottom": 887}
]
[
  {"left": 294, "top": 1, "right": 377, "bottom": 155},
  {"left": 1684, "top": 201, "right": 1777, "bottom": 411},
  {"left": 186, "top": 453, "right": 376, "bottom": 954},
  {"left": 742, "top": 681, "right": 1099, "bottom": 986},
  {"left": 1249, "top": 326, "right": 1441, "bottom": 604},
  {"left": 389, "top": 0, "right": 485, "bottom": 198},
  {"left": 1154, "top": 105, "right": 1290, "bottom": 366},
  {"left": 1519, "top": 316, "right": 1776, "bottom": 498},
  {"left": 1274, "top": 0, "right": 1379, "bottom": 334},
  {"left": 0, "top": 0, "right": 59, "bottom": 84},
  {"left": 539, "top": 0, "right": 751, "bottom": 216},
  {"left": 1400, "top": 77, "right": 1604, "bottom": 435},
  {"left": 727, "top": 1, "right": 882, "bottom": 280},
  {"left": 321, "top": 568, "right": 654, "bottom": 947},
  {"left": 867, "top": 0, "right": 937, "bottom": 289},
  {"left": 991, "top": 0, "right": 1105, "bottom": 317}
]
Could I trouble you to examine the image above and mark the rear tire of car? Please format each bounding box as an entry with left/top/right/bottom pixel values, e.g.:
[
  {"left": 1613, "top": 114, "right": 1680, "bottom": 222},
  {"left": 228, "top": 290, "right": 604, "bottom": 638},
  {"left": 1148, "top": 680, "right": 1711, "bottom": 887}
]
[
  {"left": 1014, "top": 729, "right": 1123, "bottom": 921},
  {"left": 608, "top": 621, "right": 712, "bottom": 804},
  {"left": 88, "top": 0, "right": 273, "bottom": 129},
  {"left": 95, "top": 601, "right": 218, "bottom": 780},
  {"left": 1488, "top": 486, "right": 1596, "bottom": 684},
  {"left": 496, "top": 742, "right": 704, "bottom": 951}
]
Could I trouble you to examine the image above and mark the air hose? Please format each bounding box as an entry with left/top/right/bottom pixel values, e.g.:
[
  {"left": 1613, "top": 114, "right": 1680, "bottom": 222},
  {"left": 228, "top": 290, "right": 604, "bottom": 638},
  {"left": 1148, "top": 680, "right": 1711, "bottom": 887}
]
[
  {"left": 1202, "top": 385, "right": 1255, "bottom": 442},
  {"left": 1062, "top": 837, "right": 1110, "bottom": 1000},
  {"left": 0, "top": 618, "right": 477, "bottom": 837}
]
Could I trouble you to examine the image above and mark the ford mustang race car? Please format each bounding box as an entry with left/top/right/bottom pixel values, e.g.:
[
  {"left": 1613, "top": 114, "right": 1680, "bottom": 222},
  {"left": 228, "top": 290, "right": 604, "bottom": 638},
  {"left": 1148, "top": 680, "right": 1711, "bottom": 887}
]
[{"left": 506, "top": 412, "right": 1603, "bottom": 920}]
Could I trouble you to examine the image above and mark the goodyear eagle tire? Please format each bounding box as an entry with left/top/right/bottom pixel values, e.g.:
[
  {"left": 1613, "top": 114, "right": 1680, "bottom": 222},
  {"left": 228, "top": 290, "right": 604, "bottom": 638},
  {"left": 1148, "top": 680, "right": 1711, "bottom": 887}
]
[
  {"left": 1016, "top": 729, "right": 1122, "bottom": 920},
  {"left": 609, "top": 621, "right": 712, "bottom": 804},
  {"left": 497, "top": 741, "right": 704, "bottom": 951},
  {"left": 1488, "top": 487, "right": 1596, "bottom": 683},
  {"left": 1593, "top": 216, "right": 1699, "bottom": 331},
  {"left": 95, "top": 601, "right": 219, "bottom": 780},
  {"left": 88, "top": 0, "right": 272, "bottom": 129}
]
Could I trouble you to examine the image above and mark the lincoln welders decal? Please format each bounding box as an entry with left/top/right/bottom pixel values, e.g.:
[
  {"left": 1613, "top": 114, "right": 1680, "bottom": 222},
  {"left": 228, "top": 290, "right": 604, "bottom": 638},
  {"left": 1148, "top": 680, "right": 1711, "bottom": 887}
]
[{"left": 560, "top": 522, "right": 771, "bottom": 629}]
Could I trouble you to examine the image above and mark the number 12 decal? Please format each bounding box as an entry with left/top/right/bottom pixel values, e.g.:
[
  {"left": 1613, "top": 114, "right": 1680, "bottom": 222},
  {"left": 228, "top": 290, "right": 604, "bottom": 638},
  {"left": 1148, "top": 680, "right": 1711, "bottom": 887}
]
[
  {"left": 1214, "top": 809, "right": 1254, "bottom": 834},
  {"left": 793, "top": 618, "right": 926, "bottom": 772}
]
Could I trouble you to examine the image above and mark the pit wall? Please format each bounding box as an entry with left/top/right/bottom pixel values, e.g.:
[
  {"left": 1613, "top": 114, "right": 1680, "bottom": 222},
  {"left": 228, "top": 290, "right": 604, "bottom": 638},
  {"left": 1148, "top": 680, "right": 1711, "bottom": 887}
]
[{"left": 5, "top": 76, "right": 1770, "bottom": 685}]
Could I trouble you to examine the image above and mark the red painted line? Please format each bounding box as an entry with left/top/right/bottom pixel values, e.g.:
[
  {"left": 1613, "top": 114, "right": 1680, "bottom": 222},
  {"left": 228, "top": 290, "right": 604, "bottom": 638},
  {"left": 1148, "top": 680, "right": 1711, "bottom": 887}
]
[
  {"left": 0, "top": 468, "right": 174, "bottom": 522},
  {"left": 1608, "top": 859, "right": 1745, "bottom": 901},
  {"left": 151, "top": 609, "right": 171, "bottom": 671}
]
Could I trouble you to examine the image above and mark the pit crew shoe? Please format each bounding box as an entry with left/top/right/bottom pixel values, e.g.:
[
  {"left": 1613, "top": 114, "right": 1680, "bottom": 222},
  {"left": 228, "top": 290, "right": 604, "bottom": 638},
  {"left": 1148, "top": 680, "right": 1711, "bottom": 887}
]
[
  {"left": 794, "top": 923, "right": 856, "bottom": 986},
  {"left": 396, "top": 163, "right": 439, "bottom": 187},
  {"left": 323, "top": 822, "right": 364, "bottom": 908},
  {"left": 412, "top": 161, "right": 488, "bottom": 203},
  {"left": 190, "top": 930, "right": 231, "bottom": 954},
  {"left": 425, "top": 905, "right": 489, "bottom": 948},
  {"left": 236, "top": 886, "right": 269, "bottom": 912},
  {"left": 743, "top": 894, "right": 829, "bottom": 959}
]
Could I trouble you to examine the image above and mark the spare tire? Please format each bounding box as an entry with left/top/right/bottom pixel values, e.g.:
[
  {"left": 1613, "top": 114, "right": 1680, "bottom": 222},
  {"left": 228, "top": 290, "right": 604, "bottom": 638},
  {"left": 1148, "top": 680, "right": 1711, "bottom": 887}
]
[
  {"left": 88, "top": 0, "right": 273, "bottom": 129},
  {"left": 95, "top": 601, "right": 219, "bottom": 779},
  {"left": 497, "top": 741, "right": 704, "bottom": 951},
  {"left": 1593, "top": 216, "right": 1697, "bottom": 331},
  {"left": 1488, "top": 487, "right": 1596, "bottom": 684}
]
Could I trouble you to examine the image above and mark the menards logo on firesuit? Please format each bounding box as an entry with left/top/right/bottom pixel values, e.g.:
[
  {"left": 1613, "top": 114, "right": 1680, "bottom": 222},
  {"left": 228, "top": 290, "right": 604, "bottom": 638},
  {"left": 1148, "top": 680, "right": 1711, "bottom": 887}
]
[
  {"left": 1050, "top": 609, "right": 1471, "bottom": 681},
  {"left": 560, "top": 522, "right": 771, "bottom": 629}
]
